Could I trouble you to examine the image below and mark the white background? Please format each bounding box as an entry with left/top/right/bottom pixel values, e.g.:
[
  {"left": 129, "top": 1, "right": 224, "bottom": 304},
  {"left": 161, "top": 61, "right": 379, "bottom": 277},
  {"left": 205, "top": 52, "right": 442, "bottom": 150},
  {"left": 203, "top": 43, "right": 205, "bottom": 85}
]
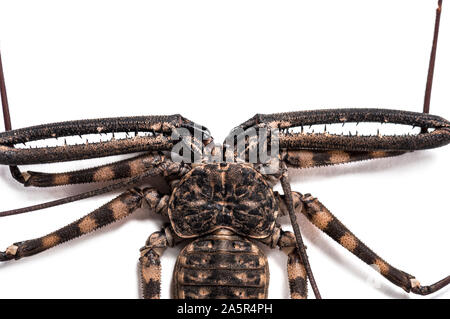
[{"left": 0, "top": 0, "right": 448, "bottom": 299}]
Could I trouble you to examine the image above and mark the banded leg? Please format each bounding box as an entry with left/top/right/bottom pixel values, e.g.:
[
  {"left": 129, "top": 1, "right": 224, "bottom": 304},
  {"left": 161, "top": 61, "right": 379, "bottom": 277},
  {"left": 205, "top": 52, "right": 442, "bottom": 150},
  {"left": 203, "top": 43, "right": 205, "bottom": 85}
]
[
  {"left": 282, "top": 149, "right": 405, "bottom": 169},
  {"left": 0, "top": 156, "right": 182, "bottom": 218},
  {"left": 20, "top": 152, "right": 187, "bottom": 187},
  {"left": 278, "top": 192, "right": 450, "bottom": 295},
  {"left": 0, "top": 187, "right": 167, "bottom": 261},
  {"left": 139, "top": 228, "right": 174, "bottom": 299},
  {"left": 277, "top": 230, "right": 308, "bottom": 299}
]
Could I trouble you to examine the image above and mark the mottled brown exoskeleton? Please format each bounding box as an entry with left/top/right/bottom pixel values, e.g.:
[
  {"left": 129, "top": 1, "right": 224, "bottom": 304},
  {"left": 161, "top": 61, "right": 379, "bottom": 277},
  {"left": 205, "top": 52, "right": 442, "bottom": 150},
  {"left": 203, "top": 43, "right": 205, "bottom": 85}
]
[{"left": 0, "top": 1, "right": 449, "bottom": 299}]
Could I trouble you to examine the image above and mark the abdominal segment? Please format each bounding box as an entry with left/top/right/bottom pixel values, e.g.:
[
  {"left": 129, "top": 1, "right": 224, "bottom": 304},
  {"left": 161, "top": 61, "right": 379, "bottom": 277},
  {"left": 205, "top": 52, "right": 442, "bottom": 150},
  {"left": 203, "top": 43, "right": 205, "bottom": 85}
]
[{"left": 173, "top": 231, "right": 269, "bottom": 299}]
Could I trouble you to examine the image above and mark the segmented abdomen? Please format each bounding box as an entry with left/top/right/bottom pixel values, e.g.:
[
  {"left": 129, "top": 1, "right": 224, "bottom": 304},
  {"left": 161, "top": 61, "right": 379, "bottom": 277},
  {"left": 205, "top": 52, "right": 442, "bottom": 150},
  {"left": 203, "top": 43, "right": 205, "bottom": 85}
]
[{"left": 173, "top": 231, "right": 269, "bottom": 299}]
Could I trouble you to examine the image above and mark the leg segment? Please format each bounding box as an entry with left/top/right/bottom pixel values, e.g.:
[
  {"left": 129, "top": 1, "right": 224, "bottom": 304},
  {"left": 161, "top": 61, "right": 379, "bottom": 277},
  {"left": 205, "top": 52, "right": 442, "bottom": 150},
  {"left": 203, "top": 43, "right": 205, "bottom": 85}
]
[
  {"left": 282, "top": 149, "right": 405, "bottom": 169},
  {"left": 278, "top": 192, "right": 450, "bottom": 295},
  {"left": 0, "top": 187, "right": 167, "bottom": 261},
  {"left": 139, "top": 227, "right": 174, "bottom": 299},
  {"left": 277, "top": 230, "right": 308, "bottom": 299},
  {"left": 20, "top": 152, "right": 187, "bottom": 187},
  {"left": 0, "top": 156, "right": 182, "bottom": 217},
  {"left": 280, "top": 175, "right": 321, "bottom": 299},
  {"left": 21, "top": 153, "right": 157, "bottom": 187}
]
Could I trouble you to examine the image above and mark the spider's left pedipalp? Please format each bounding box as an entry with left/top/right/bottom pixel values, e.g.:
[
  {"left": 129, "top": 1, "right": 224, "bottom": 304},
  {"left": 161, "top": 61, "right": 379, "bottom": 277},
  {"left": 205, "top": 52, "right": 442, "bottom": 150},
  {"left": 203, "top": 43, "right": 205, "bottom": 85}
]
[{"left": 231, "top": 108, "right": 450, "bottom": 154}]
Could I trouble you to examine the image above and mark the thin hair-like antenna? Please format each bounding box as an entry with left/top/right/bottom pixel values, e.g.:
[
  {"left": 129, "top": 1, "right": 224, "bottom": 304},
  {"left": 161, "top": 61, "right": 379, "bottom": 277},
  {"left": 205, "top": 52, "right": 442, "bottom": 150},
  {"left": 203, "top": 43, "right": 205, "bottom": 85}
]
[
  {"left": 0, "top": 52, "right": 11, "bottom": 131},
  {"left": 281, "top": 175, "right": 322, "bottom": 299},
  {"left": 423, "top": 0, "right": 443, "bottom": 116},
  {"left": 0, "top": 50, "right": 11, "bottom": 131},
  {"left": 0, "top": 49, "right": 27, "bottom": 183},
  {"left": 0, "top": 168, "right": 159, "bottom": 218}
]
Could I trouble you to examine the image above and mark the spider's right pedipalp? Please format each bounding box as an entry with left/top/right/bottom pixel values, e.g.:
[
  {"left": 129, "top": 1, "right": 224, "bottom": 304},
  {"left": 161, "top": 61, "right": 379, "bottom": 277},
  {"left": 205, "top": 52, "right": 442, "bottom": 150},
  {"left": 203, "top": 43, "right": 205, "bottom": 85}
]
[{"left": 0, "top": 114, "right": 210, "bottom": 165}]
